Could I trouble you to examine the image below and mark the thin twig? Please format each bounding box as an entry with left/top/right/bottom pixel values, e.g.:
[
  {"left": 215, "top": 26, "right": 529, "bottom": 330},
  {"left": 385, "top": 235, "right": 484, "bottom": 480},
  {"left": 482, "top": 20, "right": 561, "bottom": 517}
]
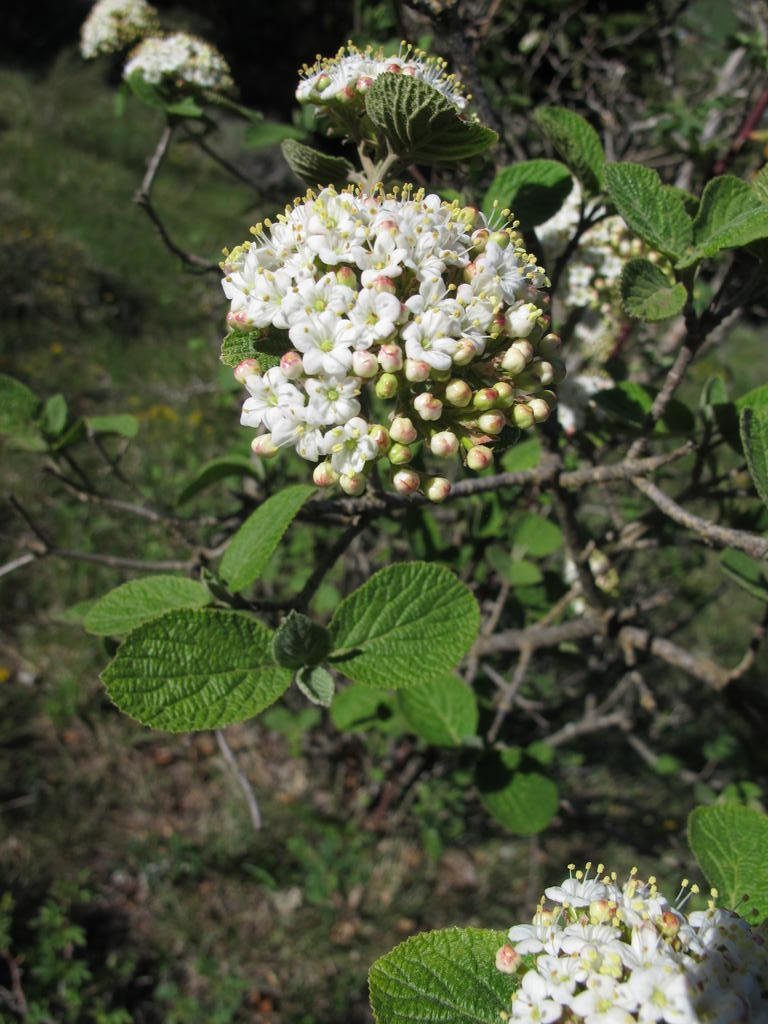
[{"left": 215, "top": 729, "right": 262, "bottom": 832}]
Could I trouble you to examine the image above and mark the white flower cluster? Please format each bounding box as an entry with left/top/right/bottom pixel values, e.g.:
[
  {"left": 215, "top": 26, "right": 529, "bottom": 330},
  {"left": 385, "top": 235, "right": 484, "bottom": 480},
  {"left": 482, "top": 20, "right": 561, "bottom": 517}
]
[
  {"left": 497, "top": 864, "right": 768, "bottom": 1023},
  {"left": 80, "top": 0, "right": 160, "bottom": 59},
  {"left": 123, "top": 32, "right": 234, "bottom": 94},
  {"left": 296, "top": 42, "right": 469, "bottom": 114},
  {"left": 222, "top": 185, "right": 561, "bottom": 498}
]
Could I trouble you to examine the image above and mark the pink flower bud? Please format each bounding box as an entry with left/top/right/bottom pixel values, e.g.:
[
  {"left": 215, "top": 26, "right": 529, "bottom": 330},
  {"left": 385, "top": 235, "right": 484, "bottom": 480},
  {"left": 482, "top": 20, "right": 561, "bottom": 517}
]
[
  {"left": 234, "top": 358, "right": 260, "bottom": 383},
  {"left": 352, "top": 350, "right": 378, "bottom": 378},
  {"left": 279, "top": 350, "right": 304, "bottom": 379},
  {"left": 424, "top": 476, "right": 452, "bottom": 502},
  {"left": 339, "top": 473, "right": 366, "bottom": 495},
  {"left": 404, "top": 359, "right": 430, "bottom": 382},
  {"left": 444, "top": 379, "right": 472, "bottom": 407},
  {"left": 512, "top": 403, "right": 535, "bottom": 429},
  {"left": 356, "top": 74, "right": 374, "bottom": 92},
  {"left": 400, "top": 64, "right": 418, "bottom": 77},
  {"left": 501, "top": 347, "right": 527, "bottom": 375},
  {"left": 494, "top": 381, "right": 515, "bottom": 408},
  {"left": 390, "top": 416, "right": 418, "bottom": 444},
  {"left": 452, "top": 339, "right": 477, "bottom": 366},
  {"left": 473, "top": 387, "right": 499, "bottom": 411},
  {"left": 384, "top": 62, "right": 402, "bottom": 73},
  {"left": 378, "top": 344, "right": 404, "bottom": 372},
  {"left": 429, "top": 430, "right": 459, "bottom": 457},
  {"left": 393, "top": 469, "right": 420, "bottom": 494},
  {"left": 489, "top": 311, "right": 507, "bottom": 337},
  {"left": 463, "top": 261, "right": 479, "bottom": 283},
  {"left": 368, "top": 424, "right": 390, "bottom": 453},
  {"left": 377, "top": 219, "right": 398, "bottom": 233},
  {"left": 375, "top": 373, "right": 399, "bottom": 399},
  {"left": 336, "top": 266, "right": 357, "bottom": 287},
  {"left": 370, "top": 275, "right": 397, "bottom": 293},
  {"left": 389, "top": 442, "right": 413, "bottom": 465},
  {"left": 251, "top": 433, "right": 278, "bottom": 458},
  {"left": 466, "top": 444, "right": 493, "bottom": 471},
  {"left": 478, "top": 411, "right": 506, "bottom": 435},
  {"left": 413, "top": 393, "right": 443, "bottom": 421},
  {"left": 495, "top": 944, "right": 520, "bottom": 975},
  {"left": 539, "top": 332, "right": 562, "bottom": 358},
  {"left": 336, "top": 84, "right": 356, "bottom": 104},
  {"left": 313, "top": 461, "right": 338, "bottom": 487},
  {"left": 226, "top": 309, "right": 252, "bottom": 328},
  {"left": 528, "top": 398, "right": 551, "bottom": 423}
]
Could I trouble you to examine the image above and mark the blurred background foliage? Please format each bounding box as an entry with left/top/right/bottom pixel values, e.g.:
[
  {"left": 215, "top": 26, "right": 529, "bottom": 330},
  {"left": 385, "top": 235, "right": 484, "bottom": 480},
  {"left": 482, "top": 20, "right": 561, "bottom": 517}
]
[{"left": 1, "top": 0, "right": 767, "bottom": 1021}]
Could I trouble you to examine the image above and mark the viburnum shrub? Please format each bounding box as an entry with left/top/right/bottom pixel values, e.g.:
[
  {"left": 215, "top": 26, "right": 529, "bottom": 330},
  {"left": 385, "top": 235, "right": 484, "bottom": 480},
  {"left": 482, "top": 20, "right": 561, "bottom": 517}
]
[{"left": 79, "top": 0, "right": 160, "bottom": 59}]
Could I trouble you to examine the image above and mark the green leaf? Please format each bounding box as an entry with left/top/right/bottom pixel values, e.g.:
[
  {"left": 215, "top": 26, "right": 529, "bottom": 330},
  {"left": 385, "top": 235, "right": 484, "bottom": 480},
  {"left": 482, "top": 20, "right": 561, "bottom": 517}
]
[
  {"left": 476, "top": 757, "right": 558, "bottom": 835},
  {"left": 532, "top": 107, "right": 604, "bottom": 195},
  {"left": 220, "top": 331, "right": 283, "bottom": 369},
  {"left": 331, "top": 685, "right": 395, "bottom": 732},
  {"left": 482, "top": 159, "right": 572, "bottom": 230},
  {"left": 42, "top": 394, "right": 68, "bottom": 436},
  {"left": 688, "top": 804, "right": 768, "bottom": 924},
  {"left": 603, "top": 163, "right": 692, "bottom": 260},
  {"left": 720, "top": 549, "right": 768, "bottom": 602},
  {"left": 369, "top": 927, "right": 518, "bottom": 1024},
  {"left": 740, "top": 406, "right": 768, "bottom": 508},
  {"left": 329, "top": 562, "right": 480, "bottom": 689},
  {"left": 219, "top": 484, "right": 315, "bottom": 592},
  {"left": 177, "top": 455, "right": 262, "bottom": 505},
  {"left": 752, "top": 165, "right": 768, "bottom": 205},
  {"left": 365, "top": 75, "right": 497, "bottom": 164},
  {"left": 51, "top": 599, "right": 98, "bottom": 626},
  {"left": 736, "top": 383, "right": 768, "bottom": 414},
  {"left": 245, "top": 120, "right": 305, "bottom": 149},
  {"left": 680, "top": 175, "right": 768, "bottom": 267},
  {"left": 280, "top": 139, "right": 354, "bottom": 187},
  {"left": 512, "top": 513, "right": 564, "bottom": 557},
  {"left": 295, "top": 665, "right": 335, "bottom": 707},
  {"left": 398, "top": 674, "right": 478, "bottom": 747},
  {"left": 165, "top": 96, "right": 203, "bottom": 118},
  {"left": 486, "top": 548, "right": 543, "bottom": 586},
  {"left": 85, "top": 414, "right": 139, "bottom": 439},
  {"left": 102, "top": 609, "right": 292, "bottom": 731},
  {"left": 593, "top": 381, "right": 695, "bottom": 433},
  {"left": 500, "top": 437, "right": 541, "bottom": 472},
  {"left": 0, "top": 374, "right": 41, "bottom": 439},
  {"left": 620, "top": 258, "right": 687, "bottom": 321},
  {"left": 272, "top": 611, "right": 331, "bottom": 669},
  {"left": 84, "top": 576, "right": 212, "bottom": 636}
]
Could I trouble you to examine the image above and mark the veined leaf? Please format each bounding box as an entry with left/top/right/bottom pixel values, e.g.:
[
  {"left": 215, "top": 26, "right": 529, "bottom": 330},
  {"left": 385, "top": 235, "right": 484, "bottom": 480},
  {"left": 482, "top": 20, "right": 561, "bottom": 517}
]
[
  {"left": 679, "top": 175, "right": 768, "bottom": 267},
  {"left": 482, "top": 159, "right": 572, "bottom": 230},
  {"left": 398, "top": 674, "right": 478, "bottom": 746},
  {"left": 620, "top": 258, "right": 687, "bottom": 321},
  {"left": 532, "top": 107, "right": 604, "bottom": 195},
  {"left": 688, "top": 804, "right": 768, "bottom": 924},
  {"left": 85, "top": 575, "right": 212, "bottom": 636},
  {"left": 603, "top": 163, "right": 692, "bottom": 260},
  {"left": 281, "top": 139, "right": 354, "bottom": 187},
  {"left": 740, "top": 406, "right": 768, "bottom": 509}
]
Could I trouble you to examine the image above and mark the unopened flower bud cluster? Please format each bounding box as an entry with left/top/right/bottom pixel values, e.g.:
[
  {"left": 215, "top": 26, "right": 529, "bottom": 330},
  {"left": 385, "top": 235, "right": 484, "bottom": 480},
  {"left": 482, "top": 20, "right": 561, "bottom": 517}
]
[
  {"left": 123, "top": 32, "right": 234, "bottom": 94},
  {"left": 496, "top": 863, "right": 768, "bottom": 1023},
  {"left": 80, "top": 0, "right": 160, "bottom": 59},
  {"left": 222, "top": 185, "right": 560, "bottom": 499},
  {"left": 297, "top": 42, "right": 469, "bottom": 116}
]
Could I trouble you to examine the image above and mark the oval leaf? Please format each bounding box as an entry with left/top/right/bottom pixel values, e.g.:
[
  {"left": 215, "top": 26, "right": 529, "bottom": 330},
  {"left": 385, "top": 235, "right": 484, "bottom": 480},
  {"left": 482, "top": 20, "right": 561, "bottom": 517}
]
[
  {"left": 398, "top": 674, "right": 478, "bottom": 747},
  {"left": 295, "top": 665, "right": 335, "bottom": 707},
  {"left": 682, "top": 175, "right": 768, "bottom": 266},
  {"left": 102, "top": 609, "right": 292, "bottom": 731},
  {"left": 0, "top": 374, "right": 41, "bottom": 440},
  {"left": 219, "top": 484, "right": 315, "bottom": 592},
  {"left": 532, "top": 107, "right": 604, "bottom": 195},
  {"left": 603, "top": 163, "right": 693, "bottom": 260},
  {"left": 329, "top": 562, "right": 480, "bottom": 688},
  {"left": 688, "top": 804, "right": 768, "bottom": 924},
  {"left": 369, "top": 927, "right": 518, "bottom": 1024},
  {"left": 620, "top": 258, "right": 687, "bottom": 321},
  {"left": 84, "top": 576, "right": 212, "bottom": 636},
  {"left": 177, "top": 455, "right": 262, "bottom": 505},
  {"left": 719, "top": 549, "right": 768, "bottom": 602},
  {"left": 740, "top": 406, "right": 768, "bottom": 509},
  {"left": 482, "top": 159, "right": 572, "bottom": 230},
  {"left": 476, "top": 758, "right": 558, "bottom": 835},
  {"left": 281, "top": 139, "right": 354, "bottom": 188}
]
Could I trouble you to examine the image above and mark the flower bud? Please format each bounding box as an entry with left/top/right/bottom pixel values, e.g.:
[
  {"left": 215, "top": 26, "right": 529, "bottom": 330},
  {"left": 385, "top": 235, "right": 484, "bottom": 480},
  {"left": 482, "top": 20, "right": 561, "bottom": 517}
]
[
  {"left": 478, "top": 411, "right": 506, "bottom": 435},
  {"left": 315, "top": 73, "right": 331, "bottom": 92},
  {"left": 390, "top": 416, "right": 418, "bottom": 444},
  {"left": 471, "top": 228, "right": 490, "bottom": 253},
  {"left": 356, "top": 74, "right": 374, "bottom": 92},
  {"left": 505, "top": 303, "right": 538, "bottom": 337},
  {"left": 251, "top": 433, "right": 278, "bottom": 458},
  {"left": 336, "top": 84, "right": 356, "bottom": 104},
  {"left": 495, "top": 944, "right": 520, "bottom": 975},
  {"left": 539, "top": 332, "right": 562, "bottom": 358},
  {"left": 430, "top": 430, "right": 459, "bottom": 457},
  {"left": 340, "top": 472, "right": 366, "bottom": 495},
  {"left": 424, "top": 476, "right": 452, "bottom": 502},
  {"left": 371, "top": 275, "right": 397, "bottom": 294},
  {"left": 384, "top": 62, "right": 402, "bottom": 73},
  {"left": 589, "top": 900, "right": 614, "bottom": 925},
  {"left": 489, "top": 230, "right": 511, "bottom": 249},
  {"left": 375, "top": 372, "right": 399, "bottom": 399},
  {"left": 234, "top": 358, "right": 260, "bottom": 383},
  {"left": 393, "top": 469, "right": 420, "bottom": 494},
  {"left": 489, "top": 311, "right": 507, "bottom": 338},
  {"left": 379, "top": 344, "right": 404, "bottom": 372},
  {"left": 336, "top": 266, "right": 357, "bottom": 287},
  {"left": 404, "top": 359, "right": 431, "bottom": 382},
  {"left": 473, "top": 387, "right": 499, "bottom": 411},
  {"left": 378, "top": 218, "right": 398, "bottom": 233},
  {"left": 458, "top": 205, "right": 478, "bottom": 230},
  {"left": 501, "top": 347, "right": 527, "bottom": 375},
  {"left": 368, "top": 424, "right": 390, "bottom": 453},
  {"left": 452, "top": 339, "right": 478, "bottom": 365},
  {"left": 463, "top": 261, "right": 480, "bottom": 283},
  {"left": 529, "top": 359, "right": 555, "bottom": 385},
  {"left": 352, "top": 350, "right": 378, "bottom": 378},
  {"left": 528, "top": 398, "right": 551, "bottom": 423},
  {"left": 539, "top": 389, "right": 558, "bottom": 409},
  {"left": 494, "top": 381, "right": 515, "bottom": 408},
  {"left": 313, "top": 461, "right": 338, "bottom": 487},
  {"left": 511, "top": 339, "right": 535, "bottom": 362},
  {"left": 279, "top": 350, "right": 304, "bottom": 379},
  {"left": 227, "top": 309, "right": 252, "bottom": 328},
  {"left": 466, "top": 444, "right": 493, "bottom": 471},
  {"left": 389, "top": 442, "right": 413, "bottom": 465},
  {"left": 413, "top": 393, "right": 443, "bottom": 421},
  {"left": 512, "top": 403, "right": 535, "bottom": 429},
  {"left": 659, "top": 912, "right": 681, "bottom": 937},
  {"left": 444, "top": 379, "right": 472, "bottom": 407}
]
